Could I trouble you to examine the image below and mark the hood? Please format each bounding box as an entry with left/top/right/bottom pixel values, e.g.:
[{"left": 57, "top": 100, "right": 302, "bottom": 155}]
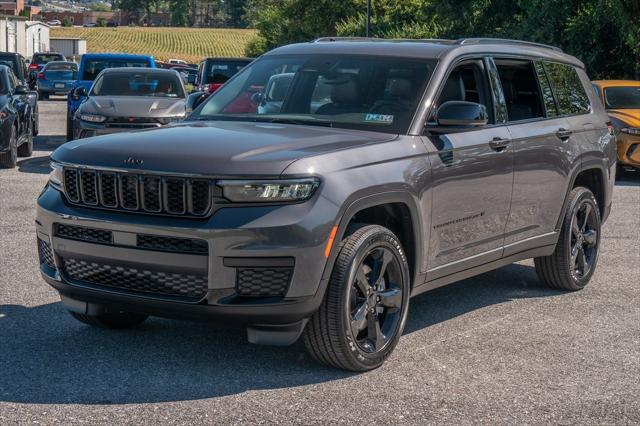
[
  {"left": 609, "top": 109, "right": 640, "bottom": 128},
  {"left": 52, "top": 120, "right": 397, "bottom": 176},
  {"left": 79, "top": 96, "right": 186, "bottom": 118}
]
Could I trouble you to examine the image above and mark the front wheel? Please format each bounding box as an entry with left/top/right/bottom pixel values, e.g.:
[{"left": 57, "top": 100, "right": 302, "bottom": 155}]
[
  {"left": 535, "top": 187, "right": 601, "bottom": 291},
  {"left": 303, "top": 225, "right": 411, "bottom": 371},
  {"left": 66, "top": 114, "right": 74, "bottom": 141},
  {"left": 17, "top": 121, "right": 33, "bottom": 157},
  {"left": 0, "top": 125, "right": 18, "bottom": 168}
]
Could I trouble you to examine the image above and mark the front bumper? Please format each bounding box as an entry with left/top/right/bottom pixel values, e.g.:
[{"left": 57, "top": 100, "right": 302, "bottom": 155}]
[
  {"left": 36, "top": 184, "right": 338, "bottom": 326},
  {"left": 617, "top": 133, "right": 640, "bottom": 168}
]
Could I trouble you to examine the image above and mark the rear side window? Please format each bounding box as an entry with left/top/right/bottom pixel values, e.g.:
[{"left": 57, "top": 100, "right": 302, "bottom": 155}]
[
  {"left": 543, "top": 62, "right": 590, "bottom": 115},
  {"left": 533, "top": 62, "right": 558, "bottom": 117},
  {"left": 494, "top": 59, "right": 545, "bottom": 122}
]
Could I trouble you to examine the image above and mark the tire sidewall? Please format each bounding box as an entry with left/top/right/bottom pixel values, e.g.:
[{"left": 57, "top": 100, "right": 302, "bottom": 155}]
[
  {"left": 337, "top": 227, "right": 411, "bottom": 369},
  {"left": 564, "top": 188, "right": 601, "bottom": 288}
]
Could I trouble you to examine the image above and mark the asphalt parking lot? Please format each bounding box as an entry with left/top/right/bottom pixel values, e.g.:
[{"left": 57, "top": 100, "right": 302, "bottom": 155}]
[{"left": 0, "top": 100, "right": 639, "bottom": 424}]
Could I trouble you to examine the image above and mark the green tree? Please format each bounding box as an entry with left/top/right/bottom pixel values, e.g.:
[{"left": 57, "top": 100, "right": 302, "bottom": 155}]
[
  {"left": 97, "top": 17, "right": 107, "bottom": 27},
  {"left": 62, "top": 17, "right": 73, "bottom": 27}
]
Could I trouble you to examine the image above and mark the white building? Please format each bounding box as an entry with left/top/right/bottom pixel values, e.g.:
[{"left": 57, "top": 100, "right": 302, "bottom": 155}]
[
  {"left": 25, "top": 21, "right": 50, "bottom": 57},
  {"left": 0, "top": 14, "right": 51, "bottom": 59}
]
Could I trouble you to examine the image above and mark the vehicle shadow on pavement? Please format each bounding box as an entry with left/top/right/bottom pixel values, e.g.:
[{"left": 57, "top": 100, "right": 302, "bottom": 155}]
[
  {"left": 615, "top": 171, "right": 640, "bottom": 187},
  {"left": 17, "top": 156, "right": 51, "bottom": 174},
  {"left": 0, "top": 264, "right": 559, "bottom": 405}
]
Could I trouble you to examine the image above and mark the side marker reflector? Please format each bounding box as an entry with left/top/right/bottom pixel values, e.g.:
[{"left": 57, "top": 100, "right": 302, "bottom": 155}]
[{"left": 324, "top": 226, "right": 338, "bottom": 258}]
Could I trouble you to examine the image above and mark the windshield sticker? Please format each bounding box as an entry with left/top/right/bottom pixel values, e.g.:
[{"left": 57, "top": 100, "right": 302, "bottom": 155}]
[{"left": 364, "top": 114, "right": 394, "bottom": 124}]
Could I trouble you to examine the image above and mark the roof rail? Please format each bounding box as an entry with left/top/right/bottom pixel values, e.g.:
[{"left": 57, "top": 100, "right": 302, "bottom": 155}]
[
  {"left": 313, "top": 37, "right": 456, "bottom": 44},
  {"left": 456, "top": 38, "right": 563, "bottom": 52},
  {"left": 313, "top": 37, "right": 381, "bottom": 42}
]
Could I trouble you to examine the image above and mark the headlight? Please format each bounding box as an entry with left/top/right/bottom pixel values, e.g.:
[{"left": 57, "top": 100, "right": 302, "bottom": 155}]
[
  {"left": 79, "top": 114, "right": 106, "bottom": 123},
  {"left": 49, "top": 162, "right": 63, "bottom": 188},
  {"left": 218, "top": 178, "right": 320, "bottom": 202},
  {"left": 621, "top": 127, "right": 640, "bottom": 135}
]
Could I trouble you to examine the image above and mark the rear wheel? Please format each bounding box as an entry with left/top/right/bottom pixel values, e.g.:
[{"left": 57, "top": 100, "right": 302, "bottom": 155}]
[
  {"left": 17, "top": 121, "right": 33, "bottom": 157},
  {"left": 535, "top": 187, "right": 601, "bottom": 291},
  {"left": 0, "top": 125, "right": 18, "bottom": 168},
  {"left": 303, "top": 225, "right": 411, "bottom": 371},
  {"left": 70, "top": 310, "right": 148, "bottom": 330}
]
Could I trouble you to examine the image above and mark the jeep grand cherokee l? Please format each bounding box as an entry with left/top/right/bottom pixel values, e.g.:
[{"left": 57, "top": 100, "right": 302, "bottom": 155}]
[{"left": 37, "top": 38, "right": 616, "bottom": 371}]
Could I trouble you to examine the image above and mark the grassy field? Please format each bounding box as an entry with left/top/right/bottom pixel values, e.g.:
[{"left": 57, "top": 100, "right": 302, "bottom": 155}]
[{"left": 50, "top": 27, "right": 257, "bottom": 63}]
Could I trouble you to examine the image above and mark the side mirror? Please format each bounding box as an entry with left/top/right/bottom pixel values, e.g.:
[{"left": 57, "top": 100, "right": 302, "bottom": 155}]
[
  {"left": 186, "top": 91, "right": 208, "bottom": 113},
  {"left": 70, "top": 86, "right": 87, "bottom": 101},
  {"left": 14, "top": 85, "right": 29, "bottom": 95},
  {"left": 250, "top": 91, "right": 263, "bottom": 105},
  {"left": 437, "top": 101, "right": 488, "bottom": 127}
]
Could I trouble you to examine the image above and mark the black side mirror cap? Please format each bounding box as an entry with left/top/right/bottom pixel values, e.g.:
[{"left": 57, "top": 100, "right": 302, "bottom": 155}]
[
  {"left": 14, "top": 85, "right": 29, "bottom": 95},
  {"left": 186, "top": 91, "right": 208, "bottom": 113},
  {"left": 70, "top": 86, "right": 87, "bottom": 101},
  {"left": 437, "top": 101, "right": 488, "bottom": 127}
]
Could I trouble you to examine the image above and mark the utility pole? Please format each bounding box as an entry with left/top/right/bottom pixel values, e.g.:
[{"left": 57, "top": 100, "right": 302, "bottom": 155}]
[{"left": 366, "top": 0, "right": 371, "bottom": 37}]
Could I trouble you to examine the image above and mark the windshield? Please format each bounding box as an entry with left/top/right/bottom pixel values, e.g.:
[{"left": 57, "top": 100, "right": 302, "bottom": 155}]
[
  {"left": 193, "top": 55, "right": 436, "bottom": 134},
  {"left": 82, "top": 58, "right": 151, "bottom": 81},
  {"left": 33, "top": 54, "right": 64, "bottom": 64},
  {"left": 203, "top": 60, "right": 250, "bottom": 85},
  {"left": 91, "top": 72, "right": 184, "bottom": 98},
  {"left": 604, "top": 86, "right": 640, "bottom": 109}
]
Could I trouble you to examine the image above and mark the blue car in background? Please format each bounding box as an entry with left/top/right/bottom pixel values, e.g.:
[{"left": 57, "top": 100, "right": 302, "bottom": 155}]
[
  {"left": 67, "top": 53, "right": 156, "bottom": 140},
  {"left": 37, "top": 61, "right": 78, "bottom": 100}
]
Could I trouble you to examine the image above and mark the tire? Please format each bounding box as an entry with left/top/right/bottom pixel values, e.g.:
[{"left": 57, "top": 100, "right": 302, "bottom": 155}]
[
  {"left": 303, "top": 225, "right": 411, "bottom": 371},
  {"left": 66, "top": 115, "right": 74, "bottom": 141},
  {"left": 70, "top": 310, "right": 148, "bottom": 330},
  {"left": 615, "top": 163, "right": 625, "bottom": 180},
  {"left": 534, "top": 187, "right": 601, "bottom": 291},
  {"left": 17, "top": 121, "right": 33, "bottom": 157},
  {"left": 0, "top": 125, "right": 18, "bottom": 168},
  {"left": 38, "top": 92, "right": 49, "bottom": 101}
]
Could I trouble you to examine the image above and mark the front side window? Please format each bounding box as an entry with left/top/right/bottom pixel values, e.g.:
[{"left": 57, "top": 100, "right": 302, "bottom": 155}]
[
  {"left": 0, "top": 57, "right": 18, "bottom": 77},
  {"left": 543, "top": 62, "right": 590, "bottom": 115},
  {"left": 194, "top": 55, "right": 436, "bottom": 134},
  {"left": 82, "top": 59, "right": 151, "bottom": 81},
  {"left": 494, "top": 59, "right": 545, "bottom": 122},
  {"left": 91, "top": 72, "right": 184, "bottom": 98},
  {"left": 603, "top": 86, "right": 640, "bottom": 109}
]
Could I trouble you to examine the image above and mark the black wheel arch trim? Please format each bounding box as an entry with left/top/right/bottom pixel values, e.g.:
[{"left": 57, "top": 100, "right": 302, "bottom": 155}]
[{"left": 320, "top": 190, "right": 424, "bottom": 289}]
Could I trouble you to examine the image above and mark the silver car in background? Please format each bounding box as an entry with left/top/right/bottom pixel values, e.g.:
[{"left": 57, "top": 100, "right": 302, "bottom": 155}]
[{"left": 71, "top": 67, "right": 187, "bottom": 140}]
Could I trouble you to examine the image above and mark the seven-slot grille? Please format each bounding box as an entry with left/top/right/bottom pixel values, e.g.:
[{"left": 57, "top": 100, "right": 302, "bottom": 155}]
[{"left": 63, "top": 167, "right": 212, "bottom": 217}]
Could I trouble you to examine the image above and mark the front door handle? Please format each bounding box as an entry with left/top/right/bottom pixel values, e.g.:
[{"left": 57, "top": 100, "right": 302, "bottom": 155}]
[
  {"left": 556, "top": 128, "right": 573, "bottom": 141},
  {"left": 489, "top": 137, "right": 511, "bottom": 151}
]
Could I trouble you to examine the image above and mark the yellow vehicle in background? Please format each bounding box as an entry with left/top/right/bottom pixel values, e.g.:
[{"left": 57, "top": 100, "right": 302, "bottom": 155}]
[{"left": 592, "top": 80, "right": 640, "bottom": 174}]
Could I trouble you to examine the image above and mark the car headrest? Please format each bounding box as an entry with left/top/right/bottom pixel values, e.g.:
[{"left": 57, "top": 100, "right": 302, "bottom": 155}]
[
  {"left": 330, "top": 74, "right": 360, "bottom": 104},
  {"left": 439, "top": 72, "right": 465, "bottom": 103},
  {"left": 388, "top": 78, "right": 413, "bottom": 99}
]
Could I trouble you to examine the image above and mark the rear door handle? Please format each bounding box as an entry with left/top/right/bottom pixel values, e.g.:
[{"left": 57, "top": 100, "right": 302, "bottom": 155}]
[
  {"left": 489, "top": 137, "right": 511, "bottom": 151},
  {"left": 556, "top": 128, "right": 573, "bottom": 141}
]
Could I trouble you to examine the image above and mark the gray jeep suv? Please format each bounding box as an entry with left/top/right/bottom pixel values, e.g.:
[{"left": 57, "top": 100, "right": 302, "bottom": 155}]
[{"left": 36, "top": 38, "right": 616, "bottom": 371}]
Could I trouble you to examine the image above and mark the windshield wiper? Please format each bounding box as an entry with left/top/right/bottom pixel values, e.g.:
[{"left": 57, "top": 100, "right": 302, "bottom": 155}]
[{"left": 252, "top": 117, "right": 333, "bottom": 127}]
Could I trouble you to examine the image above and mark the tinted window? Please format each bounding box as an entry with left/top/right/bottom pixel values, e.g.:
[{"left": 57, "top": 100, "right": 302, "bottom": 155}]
[
  {"left": 533, "top": 62, "right": 558, "bottom": 117},
  {"left": 91, "top": 72, "right": 184, "bottom": 98},
  {"left": 0, "top": 57, "right": 19, "bottom": 76},
  {"left": 33, "top": 54, "right": 64, "bottom": 64},
  {"left": 203, "top": 60, "right": 251, "bottom": 85},
  {"left": 82, "top": 59, "right": 152, "bottom": 81},
  {"left": 544, "top": 62, "right": 590, "bottom": 115},
  {"left": 45, "top": 62, "right": 78, "bottom": 71},
  {"left": 603, "top": 86, "right": 640, "bottom": 109},
  {"left": 495, "top": 59, "right": 544, "bottom": 122},
  {"left": 196, "top": 55, "right": 436, "bottom": 134}
]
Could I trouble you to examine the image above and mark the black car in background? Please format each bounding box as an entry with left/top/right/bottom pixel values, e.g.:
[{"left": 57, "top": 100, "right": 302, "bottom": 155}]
[
  {"left": 0, "top": 65, "right": 36, "bottom": 168},
  {"left": 0, "top": 52, "right": 39, "bottom": 136},
  {"left": 196, "top": 57, "right": 253, "bottom": 94}
]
